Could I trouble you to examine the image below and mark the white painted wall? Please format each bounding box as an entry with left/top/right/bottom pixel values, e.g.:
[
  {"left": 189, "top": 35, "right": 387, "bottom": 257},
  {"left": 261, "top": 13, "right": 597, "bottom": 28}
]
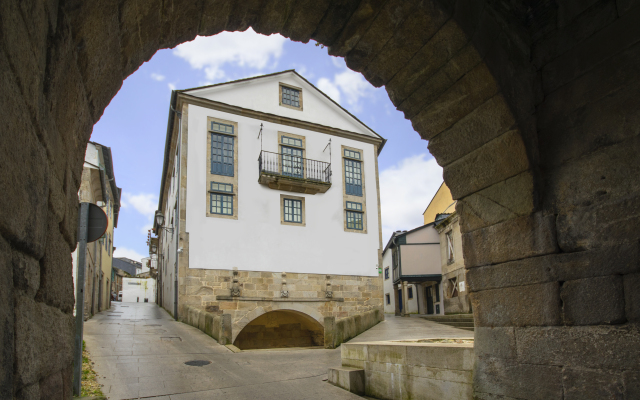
[
  {"left": 382, "top": 249, "right": 394, "bottom": 314},
  {"left": 122, "top": 278, "right": 156, "bottom": 303},
  {"left": 185, "top": 72, "right": 377, "bottom": 139},
  {"left": 184, "top": 103, "right": 380, "bottom": 276},
  {"left": 160, "top": 141, "right": 181, "bottom": 314}
]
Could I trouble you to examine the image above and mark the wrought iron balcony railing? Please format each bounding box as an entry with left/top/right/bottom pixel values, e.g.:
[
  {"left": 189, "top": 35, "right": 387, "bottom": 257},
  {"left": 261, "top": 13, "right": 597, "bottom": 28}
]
[{"left": 258, "top": 151, "right": 332, "bottom": 194}]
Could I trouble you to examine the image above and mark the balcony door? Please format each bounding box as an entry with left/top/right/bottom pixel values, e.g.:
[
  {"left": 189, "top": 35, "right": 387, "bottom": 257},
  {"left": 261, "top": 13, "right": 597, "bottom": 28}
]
[{"left": 281, "top": 146, "right": 304, "bottom": 178}]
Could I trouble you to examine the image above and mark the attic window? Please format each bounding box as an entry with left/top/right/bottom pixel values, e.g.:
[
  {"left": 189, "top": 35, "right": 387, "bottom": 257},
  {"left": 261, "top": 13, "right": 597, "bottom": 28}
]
[{"left": 279, "top": 83, "right": 303, "bottom": 110}]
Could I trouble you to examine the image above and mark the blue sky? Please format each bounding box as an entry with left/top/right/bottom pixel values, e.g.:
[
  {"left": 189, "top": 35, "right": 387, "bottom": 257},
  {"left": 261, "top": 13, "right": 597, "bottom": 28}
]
[{"left": 91, "top": 29, "right": 444, "bottom": 262}]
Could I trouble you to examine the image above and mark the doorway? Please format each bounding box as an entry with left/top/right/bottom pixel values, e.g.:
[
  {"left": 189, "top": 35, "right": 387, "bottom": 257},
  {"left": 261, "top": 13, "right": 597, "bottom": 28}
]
[
  {"left": 398, "top": 289, "right": 403, "bottom": 312},
  {"left": 426, "top": 286, "right": 434, "bottom": 315}
]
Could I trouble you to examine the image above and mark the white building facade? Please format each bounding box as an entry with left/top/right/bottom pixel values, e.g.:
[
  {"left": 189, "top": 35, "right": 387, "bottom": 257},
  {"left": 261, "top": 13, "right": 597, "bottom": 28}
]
[{"left": 154, "top": 71, "right": 385, "bottom": 349}]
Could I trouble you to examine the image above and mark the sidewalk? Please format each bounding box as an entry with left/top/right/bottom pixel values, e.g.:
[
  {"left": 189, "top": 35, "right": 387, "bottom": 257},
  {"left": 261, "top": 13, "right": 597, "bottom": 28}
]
[{"left": 347, "top": 314, "right": 474, "bottom": 343}]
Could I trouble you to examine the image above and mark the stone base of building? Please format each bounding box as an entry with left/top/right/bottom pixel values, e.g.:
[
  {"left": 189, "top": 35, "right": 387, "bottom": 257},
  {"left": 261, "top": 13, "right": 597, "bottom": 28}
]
[{"left": 178, "top": 268, "right": 383, "bottom": 349}]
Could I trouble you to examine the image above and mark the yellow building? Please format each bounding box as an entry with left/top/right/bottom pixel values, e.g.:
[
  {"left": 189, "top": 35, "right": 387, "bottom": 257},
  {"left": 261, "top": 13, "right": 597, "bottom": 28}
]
[{"left": 422, "top": 182, "right": 456, "bottom": 224}]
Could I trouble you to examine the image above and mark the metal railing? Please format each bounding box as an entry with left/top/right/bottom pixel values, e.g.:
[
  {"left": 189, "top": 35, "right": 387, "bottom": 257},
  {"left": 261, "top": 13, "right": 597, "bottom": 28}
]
[{"left": 258, "top": 151, "right": 331, "bottom": 184}]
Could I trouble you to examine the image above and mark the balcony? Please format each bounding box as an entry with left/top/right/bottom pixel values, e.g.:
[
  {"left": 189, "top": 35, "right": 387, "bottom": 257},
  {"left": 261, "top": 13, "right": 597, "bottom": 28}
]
[{"left": 258, "top": 151, "right": 331, "bottom": 195}]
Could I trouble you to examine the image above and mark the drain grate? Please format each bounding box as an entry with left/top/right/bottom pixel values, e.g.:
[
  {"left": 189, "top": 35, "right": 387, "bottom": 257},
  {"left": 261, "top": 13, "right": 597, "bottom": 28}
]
[
  {"left": 161, "top": 336, "right": 181, "bottom": 342},
  {"left": 185, "top": 360, "right": 211, "bottom": 367},
  {"left": 144, "top": 324, "right": 161, "bottom": 326}
]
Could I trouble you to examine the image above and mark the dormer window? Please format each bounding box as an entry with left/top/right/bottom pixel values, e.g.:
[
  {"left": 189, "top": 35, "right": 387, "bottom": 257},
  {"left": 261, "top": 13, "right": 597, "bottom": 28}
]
[{"left": 279, "top": 83, "right": 303, "bottom": 110}]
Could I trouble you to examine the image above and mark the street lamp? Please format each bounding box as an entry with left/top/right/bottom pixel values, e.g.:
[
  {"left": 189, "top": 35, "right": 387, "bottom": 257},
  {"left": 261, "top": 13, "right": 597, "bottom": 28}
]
[
  {"left": 154, "top": 211, "right": 174, "bottom": 233},
  {"left": 150, "top": 244, "right": 157, "bottom": 254}
]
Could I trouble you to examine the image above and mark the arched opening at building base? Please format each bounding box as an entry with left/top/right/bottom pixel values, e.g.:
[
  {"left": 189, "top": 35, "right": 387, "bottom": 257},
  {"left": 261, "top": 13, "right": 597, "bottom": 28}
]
[{"left": 233, "top": 310, "right": 324, "bottom": 350}]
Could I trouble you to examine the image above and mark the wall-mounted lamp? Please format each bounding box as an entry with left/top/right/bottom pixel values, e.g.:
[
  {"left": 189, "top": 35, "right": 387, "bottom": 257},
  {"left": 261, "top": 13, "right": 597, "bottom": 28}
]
[
  {"left": 154, "top": 211, "right": 174, "bottom": 233},
  {"left": 150, "top": 244, "right": 157, "bottom": 254}
]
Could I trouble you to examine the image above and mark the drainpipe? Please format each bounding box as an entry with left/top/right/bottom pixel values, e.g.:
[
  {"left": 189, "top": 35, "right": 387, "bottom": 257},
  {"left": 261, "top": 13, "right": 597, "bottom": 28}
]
[{"left": 172, "top": 104, "right": 182, "bottom": 321}]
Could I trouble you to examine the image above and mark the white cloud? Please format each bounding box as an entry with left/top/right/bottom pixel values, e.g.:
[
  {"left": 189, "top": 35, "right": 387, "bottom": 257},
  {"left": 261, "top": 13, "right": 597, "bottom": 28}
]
[
  {"left": 317, "top": 77, "right": 341, "bottom": 104},
  {"left": 380, "top": 154, "right": 444, "bottom": 243},
  {"left": 173, "top": 28, "right": 286, "bottom": 82},
  {"left": 113, "top": 247, "right": 145, "bottom": 263},
  {"left": 316, "top": 58, "right": 374, "bottom": 112},
  {"left": 121, "top": 193, "right": 158, "bottom": 218},
  {"left": 140, "top": 223, "right": 153, "bottom": 235},
  {"left": 151, "top": 73, "right": 165, "bottom": 81}
]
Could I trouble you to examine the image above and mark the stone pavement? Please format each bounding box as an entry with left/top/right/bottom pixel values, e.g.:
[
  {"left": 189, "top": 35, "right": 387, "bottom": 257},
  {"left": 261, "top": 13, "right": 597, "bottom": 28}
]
[
  {"left": 348, "top": 315, "right": 474, "bottom": 343},
  {"left": 84, "top": 304, "right": 472, "bottom": 399}
]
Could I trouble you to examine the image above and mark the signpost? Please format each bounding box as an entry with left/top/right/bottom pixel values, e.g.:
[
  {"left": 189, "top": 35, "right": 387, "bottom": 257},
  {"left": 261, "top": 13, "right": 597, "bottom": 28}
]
[{"left": 73, "top": 202, "right": 108, "bottom": 396}]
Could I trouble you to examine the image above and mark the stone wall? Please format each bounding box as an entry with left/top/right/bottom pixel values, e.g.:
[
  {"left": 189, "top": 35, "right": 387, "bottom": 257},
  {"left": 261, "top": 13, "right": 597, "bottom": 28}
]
[
  {"left": 180, "top": 304, "right": 232, "bottom": 345},
  {"left": 324, "top": 309, "right": 384, "bottom": 349},
  {"left": 340, "top": 340, "right": 474, "bottom": 399},
  {"left": 179, "top": 268, "right": 383, "bottom": 343},
  {"left": 1, "top": 0, "right": 639, "bottom": 398}
]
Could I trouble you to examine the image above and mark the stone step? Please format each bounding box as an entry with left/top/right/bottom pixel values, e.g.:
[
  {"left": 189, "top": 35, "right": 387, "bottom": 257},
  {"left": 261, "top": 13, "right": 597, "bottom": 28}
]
[
  {"left": 328, "top": 366, "right": 365, "bottom": 395},
  {"left": 421, "top": 315, "right": 475, "bottom": 323},
  {"left": 440, "top": 322, "right": 475, "bottom": 328}
]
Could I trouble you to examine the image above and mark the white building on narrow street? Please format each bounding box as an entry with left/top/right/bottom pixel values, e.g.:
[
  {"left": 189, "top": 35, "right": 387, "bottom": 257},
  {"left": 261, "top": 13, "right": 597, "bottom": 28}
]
[{"left": 153, "top": 70, "right": 386, "bottom": 349}]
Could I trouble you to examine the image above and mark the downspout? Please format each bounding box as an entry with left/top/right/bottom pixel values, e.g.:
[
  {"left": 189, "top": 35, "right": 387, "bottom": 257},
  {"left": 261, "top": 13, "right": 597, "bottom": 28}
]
[{"left": 173, "top": 103, "right": 182, "bottom": 321}]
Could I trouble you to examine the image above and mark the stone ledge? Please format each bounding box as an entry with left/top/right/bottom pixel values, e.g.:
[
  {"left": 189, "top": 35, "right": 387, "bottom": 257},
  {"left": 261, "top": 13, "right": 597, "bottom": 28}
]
[{"left": 216, "top": 296, "right": 344, "bottom": 302}]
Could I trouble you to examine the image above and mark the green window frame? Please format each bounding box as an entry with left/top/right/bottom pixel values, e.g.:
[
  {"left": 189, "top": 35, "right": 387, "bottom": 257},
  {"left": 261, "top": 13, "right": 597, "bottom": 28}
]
[
  {"left": 210, "top": 122, "right": 234, "bottom": 177},
  {"left": 281, "top": 86, "right": 300, "bottom": 108},
  {"left": 209, "top": 182, "right": 233, "bottom": 215},
  {"left": 344, "top": 149, "right": 361, "bottom": 160},
  {"left": 281, "top": 136, "right": 303, "bottom": 147},
  {"left": 344, "top": 158, "right": 362, "bottom": 196},
  {"left": 283, "top": 198, "right": 302, "bottom": 223},
  {"left": 346, "top": 210, "right": 363, "bottom": 230}
]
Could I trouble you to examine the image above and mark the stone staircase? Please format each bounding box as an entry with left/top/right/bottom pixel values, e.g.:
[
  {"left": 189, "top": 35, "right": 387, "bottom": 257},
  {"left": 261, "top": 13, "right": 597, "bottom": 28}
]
[{"left": 420, "top": 314, "right": 475, "bottom": 332}]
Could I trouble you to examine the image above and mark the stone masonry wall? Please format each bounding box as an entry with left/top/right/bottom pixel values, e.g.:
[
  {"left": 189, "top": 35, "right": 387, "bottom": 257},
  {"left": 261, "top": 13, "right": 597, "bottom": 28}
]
[
  {"left": 1, "top": 0, "right": 639, "bottom": 398},
  {"left": 179, "top": 268, "right": 383, "bottom": 342}
]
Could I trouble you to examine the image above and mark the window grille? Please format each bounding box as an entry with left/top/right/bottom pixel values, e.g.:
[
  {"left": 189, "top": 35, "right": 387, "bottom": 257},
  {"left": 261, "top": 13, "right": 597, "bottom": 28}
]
[
  {"left": 211, "top": 133, "right": 234, "bottom": 176},
  {"left": 283, "top": 198, "right": 302, "bottom": 223},
  {"left": 346, "top": 210, "right": 363, "bottom": 230},
  {"left": 281, "top": 136, "right": 302, "bottom": 147},
  {"left": 281, "top": 86, "right": 300, "bottom": 108},
  {"left": 210, "top": 193, "right": 233, "bottom": 215},
  {"left": 344, "top": 159, "right": 362, "bottom": 196}
]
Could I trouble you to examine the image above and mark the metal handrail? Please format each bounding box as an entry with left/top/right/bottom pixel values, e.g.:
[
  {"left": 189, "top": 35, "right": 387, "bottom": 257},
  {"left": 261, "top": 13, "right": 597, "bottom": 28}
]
[{"left": 258, "top": 150, "right": 331, "bottom": 184}]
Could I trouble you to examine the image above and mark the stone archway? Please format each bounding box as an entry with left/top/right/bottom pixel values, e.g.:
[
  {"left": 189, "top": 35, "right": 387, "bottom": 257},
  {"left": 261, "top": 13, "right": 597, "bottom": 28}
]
[
  {"left": 2, "top": 1, "right": 639, "bottom": 399},
  {"left": 233, "top": 310, "right": 324, "bottom": 350}
]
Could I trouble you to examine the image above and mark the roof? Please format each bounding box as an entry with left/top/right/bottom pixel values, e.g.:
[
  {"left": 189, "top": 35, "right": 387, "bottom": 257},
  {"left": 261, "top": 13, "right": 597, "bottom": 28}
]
[
  {"left": 113, "top": 258, "right": 140, "bottom": 277},
  {"left": 382, "top": 221, "right": 437, "bottom": 256},
  {"left": 89, "top": 141, "right": 122, "bottom": 227},
  {"left": 178, "top": 70, "right": 384, "bottom": 143},
  {"left": 157, "top": 70, "right": 387, "bottom": 220}
]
